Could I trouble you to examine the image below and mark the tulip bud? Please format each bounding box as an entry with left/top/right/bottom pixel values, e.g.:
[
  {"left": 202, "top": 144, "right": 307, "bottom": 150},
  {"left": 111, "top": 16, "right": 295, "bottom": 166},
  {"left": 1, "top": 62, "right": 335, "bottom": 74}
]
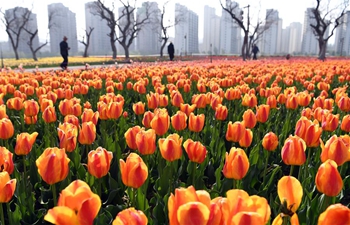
[
  {"left": 119, "top": 153, "right": 148, "bottom": 188},
  {"left": 315, "top": 159, "right": 343, "bottom": 197},
  {"left": 222, "top": 147, "right": 249, "bottom": 180},
  {"left": 88, "top": 147, "right": 113, "bottom": 178}
]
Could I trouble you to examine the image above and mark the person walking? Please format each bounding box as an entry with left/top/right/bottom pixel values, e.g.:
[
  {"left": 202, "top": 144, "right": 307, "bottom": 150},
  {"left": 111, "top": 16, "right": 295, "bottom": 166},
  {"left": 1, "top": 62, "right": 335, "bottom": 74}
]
[
  {"left": 60, "top": 36, "right": 70, "bottom": 70},
  {"left": 252, "top": 44, "right": 259, "bottom": 60},
  {"left": 167, "top": 42, "right": 175, "bottom": 61}
]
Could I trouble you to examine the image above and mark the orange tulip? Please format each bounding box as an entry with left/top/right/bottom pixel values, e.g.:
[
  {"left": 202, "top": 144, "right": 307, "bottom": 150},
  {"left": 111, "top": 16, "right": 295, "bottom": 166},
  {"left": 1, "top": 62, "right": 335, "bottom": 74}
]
[
  {"left": 294, "top": 117, "right": 322, "bottom": 147},
  {"left": 63, "top": 115, "right": 80, "bottom": 128},
  {"left": 171, "top": 111, "right": 188, "bottom": 131},
  {"left": 239, "top": 128, "right": 253, "bottom": 148},
  {"left": 315, "top": 159, "right": 343, "bottom": 197},
  {"left": 36, "top": 147, "right": 70, "bottom": 185},
  {"left": 107, "top": 101, "right": 124, "bottom": 119},
  {"left": 297, "top": 91, "right": 311, "bottom": 107},
  {"left": 40, "top": 98, "right": 54, "bottom": 112},
  {"left": 191, "top": 94, "right": 207, "bottom": 108},
  {"left": 230, "top": 212, "right": 264, "bottom": 225},
  {"left": 215, "top": 104, "right": 228, "bottom": 121},
  {"left": 150, "top": 108, "right": 170, "bottom": 136},
  {"left": 188, "top": 113, "right": 205, "bottom": 133},
  {"left": 222, "top": 147, "right": 249, "bottom": 180},
  {"left": 6, "top": 97, "right": 23, "bottom": 111},
  {"left": 242, "top": 109, "right": 257, "bottom": 129},
  {"left": 136, "top": 128, "right": 156, "bottom": 155},
  {"left": 183, "top": 139, "right": 207, "bottom": 164},
  {"left": 277, "top": 176, "right": 303, "bottom": 213},
  {"left": 112, "top": 207, "right": 148, "bottom": 225},
  {"left": 225, "top": 87, "right": 241, "bottom": 100},
  {"left": 321, "top": 113, "right": 339, "bottom": 132},
  {"left": 159, "top": 133, "right": 183, "bottom": 162},
  {"left": 88, "top": 147, "right": 113, "bottom": 178},
  {"left": 0, "top": 104, "right": 8, "bottom": 119},
  {"left": 142, "top": 111, "right": 155, "bottom": 128},
  {"left": 14, "top": 132, "right": 38, "bottom": 155},
  {"left": 177, "top": 202, "right": 210, "bottom": 225},
  {"left": 97, "top": 101, "right": 109, "bottom": 120},
  {"left": 146, "top": 92, "right": 159, "bottom": 109},
  {"left": 226, "top": 121, "right": 245, "bottom": 142},
  {"left": 242, "top": 93, "right": 258, "bottom": 108},
  {"left": 272, "top": 213, "right": 299, "bottom": 225},
  {"left": 262, "top": 132, "right": 279, "bottom": 151},
  {"left": 340, "top": 114, "right": 350, "bottom": 132},
  {"left": 24, "top": 115, "right": 37, "bottom": 125},
  {"left": 78, "top": 122, "right": 96, "bottom": 145},
  {"left": 337, "top": 96, "right": 350, "bottom": 112},
  {"left": 285, "top": 94, "right": 298, "bottom": 109},
  {"left": 44, "top": 206, "right": 80, "bottom": 225},
  {"left": 301, "top": 107, "right": 313, "bottom": 120},
  {"left": 57, "top": 124, "right": 78, "bottom": 153},
  {"left": 0, "top": 171, "right": 17, "bottom": 203},
  {"left": 266, "top": 95, "right": 277, "bottom": 109},
  {"left": 0, "top": 118, "right": 14, "bottom": 140},
  {"left": 23, "top": 99, "right": 39, "bottom": 117},
  {"left": 171, "top": 91, "right": 184, "bottom": 107},
  {"left": 159, "top": 94, "right": 168, "bottom": 107},
  {"left": 180, "top": 103, "right": 197, "bottom": 116},
  {"left": 320, "top": 135, "right": 350, "bottom": 166},
  {"left": 59, "top": 99, "right": 73, "bottom": 116},
  {"left": 281, "top": 135, "right": 306, "bottom": 166},
  {"left": 124, "top": 126, "right": 142, "bottom": 150},
  {"left": 0, "top": 147, "right": 14, "bottom": 175},
  {"left": 81, "top": 109, "right": 99, "bottom": 125},
  {"left": 256, "top": 104, "right": 270, "bottom": 123},
  {"left": 42, "top": 106, "right": 57, "bottom": 123},
  {"left": 318, "top": 204, "right": 350, "bottom": 225},
  {"left": 119, "top": 153, "right": 148, "bottom": 188},
  {"left": 132, "top": 101, "right": 145, "bottom": 115}
]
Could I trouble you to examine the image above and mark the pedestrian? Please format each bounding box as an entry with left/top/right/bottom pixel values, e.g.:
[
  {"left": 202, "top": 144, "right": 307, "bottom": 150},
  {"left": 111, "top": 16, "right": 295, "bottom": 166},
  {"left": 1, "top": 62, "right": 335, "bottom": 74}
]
[
  {"left": 60, "top": 36, "right": 70, "bottom": 70},
  {"left": 252, "top": 44, "right": 259, "bottom": 60},
  {"left": 168, "top": 42, "right": 175, "bottom": 61}
]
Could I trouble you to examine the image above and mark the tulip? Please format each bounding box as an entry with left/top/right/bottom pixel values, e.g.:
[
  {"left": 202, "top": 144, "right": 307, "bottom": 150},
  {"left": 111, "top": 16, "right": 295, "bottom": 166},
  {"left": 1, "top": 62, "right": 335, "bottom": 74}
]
[
  {"left": 177, "top": 202, "right": 210, "bottom": 225},
  {"left": 57, "top": 125, "right": 78, "bottom": 152},
  {"left": 23, "top": 99, "right": 39, "bottom": 117},
  {"left": 222, "top": 147, "right": 249, "bottom": 180},
  {"left": 124, "top": 126, "right": 142, "bottom": 150},
  {"left": 171, "top": 111, "right": 188, "bottom": 131},
  {"left": 44, "top": 206, "right": 80, "bottom": 225},
  {"left": 191, "top": 94, "right": 207, "bottom": 108},
  {"left": 315, "top": 159, "right": 343, "bottom": 197},
  {"left": 242, "top": 93, "right": 257, "bottom": 108},
  {"left": 301, "top": 107, "right": 313, "bottom": 119},
  {"left": 225, "top": 87, "right": 241, "bottom": 100},
  {"left": 159, "top": 94, "right": 168, "bottom": 107},
  {"left": 14, "top": 132, "right": 38, "bottom": 155},
  {"left": 159, "top": 133, "right": 183, "bottom": 162},
  {"left": 188, "top": 113, "right": 205, "bottom": 133},
  {"left": 294, "top": 117, "right": 322, "bottom": 147},
  {"left": 40, "top": 98, "right": 54, "bottom": 112},
  {"left": 88, "top": 147, "right": 113, "bottom": 178},
  {"left": 318, "top": 204, "right": 350, "bottom": 225},
  {"left": 321, "top": 113, "right": 339, "bottom": 132},
  {"left": 297, "top": 91, "right": 311, "bottom": 107},
  {"left": 0, "top": 147, "right": 14, "bottom": 175},
  {"left": 6, "top": 97, "right": 23, "bottom": 111},
  {"left": 337, "top": 96, "right": 350, "bottom": 112},
  {"left": 0, "top": 105, "right": 8, "bottom": 119},
  {"left": 112, "top": 207, "right": 148, "bottom": 225},
  {"left": 180, "top": 103, "right": 196, "bottom": 116},
  {"left": 146, "top": 92, "right": 159, "bottom": 109},
  {"left": 341, "top": 114, "right": 350, "bottom": 132},
  {"left": 0, "top": 172, "right": 17, "bottom": 203},
  {"left": 242, "top": 109, "right": 257, "bottom": 128},
  {"left": 59, "top": 99, "right": 73, "bottom": 116},
  {"left": 230, "top": 212, "right": 264, "bottom": 225},
  {"left": 238, "top": 128, "right": 253, "bottom": 148},
  {"left": 183, "top": 139, "right": 207, "bottom": 164},
  {"left": 215, "top": 104, "right": 228, "bottom": 121},
  {"left": 281, "top": 135, "right": 306, "bottom": 166},
  {"left": 285, "top": 94, "right": 298, "bottom": 109},
  {"left": 97, "top": 101, "right": 109, "bottom": 120},
  {"left": 0, "top": 118, "right": 14, "bottom": 140},
  {"left": 136, "top": 128, "right": 156, "bottom": 155},
  {"left": 107, "top": 101, "right": 124, "bottom": 119},
  {"left": 142, "top": 111, "right": 155, "bottom": 128},
  {"left": 42, "top": 106, "right": 57, "bottom": 123},
  {"left": 24, "top": 115, "right": 37, "bottom": 125},
  {"left": 78, "top": 122, "right": 96, "bottom": 145},
  {"left": 63, "top": 115, "right": 80, "bottom": 128},
  {"left": 266, "top": 95, "right": 277, "bottom": 109},
  {"left": 277, "top": 176, "right": 303, "bottom": 213},
  {"left": 226, "top": 121, "right": 245, "bottom": 142},
  {"left": 262, "top": 132, "right": 279, "bottom": 151},
  {"left": 150, "top": 108, "right": 170, "bottom": 136},
  {"left": 81, "top": 109, "right": 99, "bottom": 125},
  {"left": 132, "top": 101, "right": 145, "bottom": 115},
  {"left": 320, "top": 135, "right": 350, "bottom": 166},
  {"left": 36, "top": 147, "right": 70, "bottom": 185},
  {"left": 171, "top": 91, "right": 184, "bottom": 107},
  {"left": 256, "top": 104, "right": 270, "bottom": 123},
  {"left": 119, "top": 153, "right": 148, "bottom": 188},
  {"left": 272, "top": 214, "right": 299, "bottom": 225}
]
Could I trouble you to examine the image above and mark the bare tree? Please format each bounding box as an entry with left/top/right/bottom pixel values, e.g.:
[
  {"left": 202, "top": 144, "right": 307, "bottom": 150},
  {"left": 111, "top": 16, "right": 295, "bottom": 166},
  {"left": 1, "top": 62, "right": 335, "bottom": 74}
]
[
  {"left": 1, "top": 7, "right": 31, "bottom": 60},
  {"left": 89, "top": 0, "right": 118, "bottom": 59},
  {"left": 24, "top": 28, "right": 48, "bottom": 61},
  {"left": 79, "top": 27, "right": 94, "bottom": 57},
  {"left": 309, "top": 0, "right": 349, "bottom": 60},
  {"left": 157, "top": 0, "right": 185, "bottom": 57}
]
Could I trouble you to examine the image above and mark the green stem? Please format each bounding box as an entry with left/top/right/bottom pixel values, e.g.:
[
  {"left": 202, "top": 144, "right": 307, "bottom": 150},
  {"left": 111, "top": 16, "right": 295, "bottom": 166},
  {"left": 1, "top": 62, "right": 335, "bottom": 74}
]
[
  {"left": 282, "top": 215, "right": 291, "bottom": 225},
  {"left": 289, "top": 165, "right": 294, "bottom": 176},
  {"left": 233, "top": 179, "right": 236, "bottom": 189},
  {"left": 97, "top": 178, "right": 102, "bottom": 197},
  {"left": 132, "top": 187, "right": 137, "bottom": 208},
  {"left": 303, "top": 148, "right": 312, "bottom": 181},
  {"left": 0, "top": 203, "right": 5, "bottom": 225},
  {"left": 192, "top": 162, "right": 196, "bottom": 188},
  {"left": 262, "top": 151, "right": 270, "bottom": 186},
  {"left": 322, "top": 195, "right": 331, "bottom": 212},
  {"left": 51, "top": 184, "right": 57, "bottom": 206},
  {"left": 23, "top": 156, "right": 27, "bottom": 188}
]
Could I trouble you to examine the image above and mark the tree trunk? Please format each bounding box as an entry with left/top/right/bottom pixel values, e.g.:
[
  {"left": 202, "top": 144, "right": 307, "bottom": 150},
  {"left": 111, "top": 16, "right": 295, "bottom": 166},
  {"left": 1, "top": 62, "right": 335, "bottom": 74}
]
[
  {"left": 32, "top": 51, "right": 38, "bottom": 61},
  {"left": 160, "top": 38, "right": 168, "bottom": 58},
  {"left": 241, "top": 32, "right": 249, "bottom": 61},
  {"left": 14, "top": 50, "right": 19, "bottom": 60},
  {"left": 122, "top": 44, "right": 129, "bottom": 59},
  {"left": 83, "top": 46, "right": 88, "bottom": 57},
  {"left": 318, "top": 39, "right": 327, "bottom": 61},
  {"left": 110, "top": 35, "right": 117, "bottom": 59}
]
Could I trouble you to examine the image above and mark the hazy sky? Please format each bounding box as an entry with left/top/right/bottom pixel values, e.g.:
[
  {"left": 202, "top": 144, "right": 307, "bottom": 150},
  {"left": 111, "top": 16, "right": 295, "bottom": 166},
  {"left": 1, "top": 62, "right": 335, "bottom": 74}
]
[{"left": 0, "top": 0, "right": 343, "bottom": 43}]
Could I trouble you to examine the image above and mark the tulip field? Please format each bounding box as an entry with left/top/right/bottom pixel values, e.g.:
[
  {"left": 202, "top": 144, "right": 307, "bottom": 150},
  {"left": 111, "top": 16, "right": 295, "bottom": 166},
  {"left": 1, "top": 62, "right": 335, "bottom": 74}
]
[{"left": 0, "top": 58, "right": 350, "bottom": 225}]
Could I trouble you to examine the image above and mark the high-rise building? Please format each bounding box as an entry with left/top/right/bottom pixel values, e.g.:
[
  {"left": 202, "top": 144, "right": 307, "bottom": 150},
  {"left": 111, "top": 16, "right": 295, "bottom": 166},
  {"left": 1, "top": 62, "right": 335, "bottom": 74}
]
[
  {"left": 174, "top": 3, "right": 199, "bottom": 55},
  {"left": 48, "top": 3, "right": 78, "bottom": 55},
  {"left": 5, "top": 7, "right": 39, "bottom": 56},
  {"left": 85, "top": 2, "right": 111, "bottom": 56},
  {"left": 219, "top": 1, "right": 241, "bottom": 55},
  {"left": 118, "top": 6, "right": 136, "bottom": 55},
  {"left": 203, "top": 5, "right": 220, "bottom": 54},
  {"left": 261, "top": 9, "right": 282, "bottom": 55},
  {"left": 136, "top": 2, "right": 161, "bottom": 55},
  {"left": 301, "top": 8, "right": 318, "bottom": 55},
  {"left": 288, "top": 22, "right": 303, "bottom": 54},
  {"left": 335, "top": 11, "right": 350, "bottom": 56}
]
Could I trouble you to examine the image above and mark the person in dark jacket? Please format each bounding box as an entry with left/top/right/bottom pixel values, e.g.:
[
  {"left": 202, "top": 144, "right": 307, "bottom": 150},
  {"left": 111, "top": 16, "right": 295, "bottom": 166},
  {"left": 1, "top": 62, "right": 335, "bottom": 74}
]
[
  {"left": 167, "top": 42, "right": 175, "bottom": 61},
  {"left": 60, "top": 36, "right": 70, "bottom": 70},
  {"left": 252, "top": 44, "right": 259, "bottom": 60}
]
